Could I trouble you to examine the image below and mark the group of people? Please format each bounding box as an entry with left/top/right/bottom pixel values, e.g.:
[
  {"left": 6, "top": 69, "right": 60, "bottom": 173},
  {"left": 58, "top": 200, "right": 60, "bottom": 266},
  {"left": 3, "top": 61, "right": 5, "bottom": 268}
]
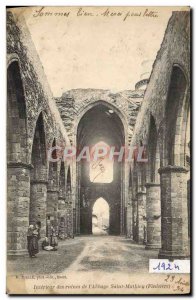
[{"left": 27, "top": 222, "right": 58, "bottom": 258}]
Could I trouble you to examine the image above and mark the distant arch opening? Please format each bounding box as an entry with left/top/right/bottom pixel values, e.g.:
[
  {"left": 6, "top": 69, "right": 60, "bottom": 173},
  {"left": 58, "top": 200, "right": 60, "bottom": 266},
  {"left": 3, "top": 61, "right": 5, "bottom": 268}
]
[
  {"left": 92, "top": 197, "right": 109, "bottom": 235},
  {"left": 77, "top": 103, "right": 125, "bottom": 235}
]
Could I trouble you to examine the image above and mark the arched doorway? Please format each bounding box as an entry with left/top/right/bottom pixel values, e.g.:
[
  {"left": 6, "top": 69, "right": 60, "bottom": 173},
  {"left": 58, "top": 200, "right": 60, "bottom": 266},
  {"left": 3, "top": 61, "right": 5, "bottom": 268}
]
[
  {"left": 76, "top": 102, "right": 125, "bottom": 235},
  {"left": 92, "top": 197, "right": 109, "bottom": 235}
]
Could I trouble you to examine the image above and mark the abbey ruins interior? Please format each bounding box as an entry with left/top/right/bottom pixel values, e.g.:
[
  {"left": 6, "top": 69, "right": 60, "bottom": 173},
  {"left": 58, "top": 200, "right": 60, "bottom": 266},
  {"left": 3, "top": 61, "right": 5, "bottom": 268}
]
[{"left": 7, "top": 9, "right": 190, "bottom": 263}]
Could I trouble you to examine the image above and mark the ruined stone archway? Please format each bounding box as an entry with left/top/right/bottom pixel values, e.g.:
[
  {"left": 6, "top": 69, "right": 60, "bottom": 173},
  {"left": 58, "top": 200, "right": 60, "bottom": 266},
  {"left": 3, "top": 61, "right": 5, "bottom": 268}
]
[
  {"left": 76, "top": 102, "right": 125, "bottom": 235},
  {"left": 30, "top": 112, "right": 47, "bottom": 236},
  {"left": 7, "top": 60, "right": 27, "bottom": 163},
  {"left": 163, "top": 65, "right": 188, "bottom": 166},
  {"left": 158, "top": 65, "right": 190, "bottom": 259}
]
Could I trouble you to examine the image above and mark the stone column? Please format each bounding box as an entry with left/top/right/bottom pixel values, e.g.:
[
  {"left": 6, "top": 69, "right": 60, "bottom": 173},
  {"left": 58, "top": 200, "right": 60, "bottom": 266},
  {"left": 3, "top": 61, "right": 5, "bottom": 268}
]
[
  {"left": 76, "top": 162, "right": 81, "bottom": 235},
  {"left": 120, "top": 189, "right": 125, "bottom": 236},
  {"left": 76, "top": 201, "right": 80, "bottom": 235},
  {"left": 30, "top": 180, "right": 48, "bottom": 238},
  {"left": 7, "top": 162, "right": 31, "bottom": 255},
  {"left": 72, "top": 208, "right": 76, "bottom": 235},
  {"left": 66, "top": 192, "right": 74, "bottom": 237},
  {"left": 132, "top": 198, "right": 137, "bottom": 241},
  {"left": 145, "top": 183, "right": 161, "bottom": 249},
  {"left": 126, "top": 188, "right": 133, "bottom": 239},
  {"left": 58, "top": 196, "right": 67, "bottom": 239},
  {"left": 80, "top": 207, "right": 92, "bottom": 235},
  {"left": 136, "top": 190, "right": 146, "bottom": 244},
  {"left": 47, "top": 187, "right": 59, "bottom": 229},
  {"left": 158, "top": 166, "right": 189, "bottom": 259}
]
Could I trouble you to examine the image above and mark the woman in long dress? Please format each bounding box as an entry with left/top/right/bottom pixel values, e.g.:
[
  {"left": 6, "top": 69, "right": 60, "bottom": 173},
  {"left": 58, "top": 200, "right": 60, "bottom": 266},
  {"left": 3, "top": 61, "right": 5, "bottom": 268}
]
[
  {"left": 50, "top": 225, "right": 58, "bottom": 250},
  {"left": 27, "top": 223, "right": 40, "bottom": 258}
]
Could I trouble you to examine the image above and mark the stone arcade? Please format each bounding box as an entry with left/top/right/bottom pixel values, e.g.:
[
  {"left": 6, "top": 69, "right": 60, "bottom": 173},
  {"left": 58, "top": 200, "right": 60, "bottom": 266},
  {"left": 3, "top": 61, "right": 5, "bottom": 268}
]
[{"left": 7, "top": 11, "right": 190, "bottom": 260}]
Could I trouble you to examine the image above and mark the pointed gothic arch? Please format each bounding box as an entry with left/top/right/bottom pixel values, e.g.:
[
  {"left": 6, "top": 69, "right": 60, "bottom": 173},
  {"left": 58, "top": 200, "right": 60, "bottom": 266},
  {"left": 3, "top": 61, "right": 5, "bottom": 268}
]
[
  {"left": 76, "top": 102, "right": 125, "bottom": 235},
  {"left": 163, "top": 65, "right": 188, "bottom": 166},
  {"left": 7, "top": 60, "right": 27, "bottom": 163}
]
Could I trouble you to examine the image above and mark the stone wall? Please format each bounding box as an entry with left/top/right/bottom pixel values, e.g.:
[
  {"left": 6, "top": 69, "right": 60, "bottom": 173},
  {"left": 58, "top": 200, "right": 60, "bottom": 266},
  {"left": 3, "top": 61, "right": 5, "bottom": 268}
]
[
  {"left": 7, "top": 11, "right": 72, "bottom": 254},
  {"left": 129, "top": 11, "right": 190, "bottom": 259},
  {"left": 7, "top": 12, "right": 70, "bottom": 157},
  {"left": 130, "top": 11, "right": 190, "bottom": 146}
]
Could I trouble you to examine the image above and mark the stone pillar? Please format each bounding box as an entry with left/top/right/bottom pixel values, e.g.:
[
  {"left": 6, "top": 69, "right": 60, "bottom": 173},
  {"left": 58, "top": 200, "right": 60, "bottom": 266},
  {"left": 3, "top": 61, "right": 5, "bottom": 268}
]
[
  {"left": 110, "top": 203, "right": 120, "bottom": 235},
  {"left": 76, "top": 201, "right": 80, "bottom": 235},
  {"left": 7, "top": 162, "right": 31, "bottom": 255},
  {"left": 30, "top": 180, "right": 47, "bottom": 238},
  {"left": 76, "top": 163, "right": 81, "bottom": 235},
  {"left": 58, "top": 196, "right": 67, "bottom": 239},
  {"left": 67, "top": 207, "right": 74, "bottom": 237},
  {"left": 145, "top": 183, "right": 161, "bottom": 249},
  {"left": 66, "top": 192, "right": 74, "bottom": 237},
  {"left": 158, "top": 166, "right": 189, "bottom": 259},
  {"left": 47, "top": 187, "right": 59, "bottom": 229},
  {"left": 120, "top": 189, "right": 125, "bottom": 236},
  {"left": 132, "top": 198, "right": 137, "bottom": 241},
  {"left": 80, "top": 208, "right": 92, "bottom": 235},
  {"left": 136, "top": 191, "right": 146, "bottom": 244},
  {"left": 126, "top": 188, "right": 133, "bottom": 239}
]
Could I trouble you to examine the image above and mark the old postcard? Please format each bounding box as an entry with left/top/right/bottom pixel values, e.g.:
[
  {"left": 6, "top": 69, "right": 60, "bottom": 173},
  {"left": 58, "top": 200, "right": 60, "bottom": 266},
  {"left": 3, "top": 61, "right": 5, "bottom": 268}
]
[{"left": 6, "top": 6, "right": 191, "bottom": 295}]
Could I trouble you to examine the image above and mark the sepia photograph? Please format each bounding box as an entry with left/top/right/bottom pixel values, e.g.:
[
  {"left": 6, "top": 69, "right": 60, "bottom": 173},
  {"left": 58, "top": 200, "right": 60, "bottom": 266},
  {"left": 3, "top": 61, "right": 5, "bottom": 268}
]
[{"left": 6, "top": 6, "right": 191, "bottom": 295}]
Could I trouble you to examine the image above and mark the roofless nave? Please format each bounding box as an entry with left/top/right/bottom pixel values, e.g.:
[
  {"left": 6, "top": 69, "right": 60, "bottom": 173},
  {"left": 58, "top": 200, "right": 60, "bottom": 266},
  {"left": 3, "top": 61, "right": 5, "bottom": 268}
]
[{"left": 7, "top": 10, "right": 190, "bottom": 261}]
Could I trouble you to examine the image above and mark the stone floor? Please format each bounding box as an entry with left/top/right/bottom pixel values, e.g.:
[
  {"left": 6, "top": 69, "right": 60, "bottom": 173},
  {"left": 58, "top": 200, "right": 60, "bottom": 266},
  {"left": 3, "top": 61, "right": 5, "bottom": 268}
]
[{"left": 7, "top": 235, "right": 158, "bottom": 275}]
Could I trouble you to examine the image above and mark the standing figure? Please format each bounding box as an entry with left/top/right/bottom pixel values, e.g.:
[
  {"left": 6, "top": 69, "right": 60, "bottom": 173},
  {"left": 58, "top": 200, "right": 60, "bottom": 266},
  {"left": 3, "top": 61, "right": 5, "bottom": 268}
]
[
  {"left": 50, "top": 225, "right": 58, "bottom": 250},
  {"left": 27, "top": 222, "right": 41, "bottom": 258}
]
